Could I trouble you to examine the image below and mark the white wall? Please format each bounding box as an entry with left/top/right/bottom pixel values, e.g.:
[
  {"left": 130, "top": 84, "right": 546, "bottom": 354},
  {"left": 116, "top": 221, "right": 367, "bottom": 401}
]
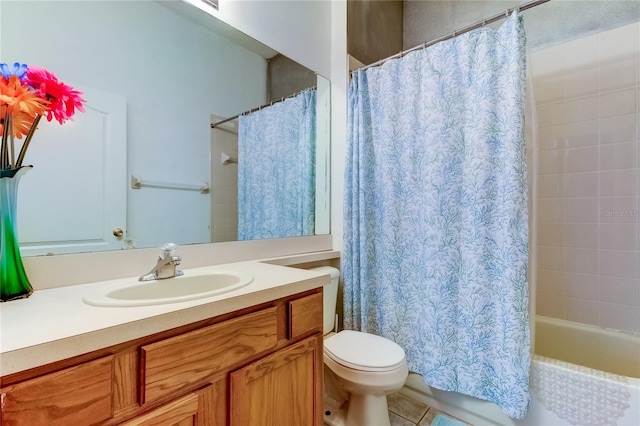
[
  {"left": 215, "top": 0, "right": 332, "bottom": 78},
  {"left": 330, "top": 0, "right": 348, "bottom": 252},
  {"left": 1, "top": 0, "right": 267, "bottom": 249},
  {"left": 214, "top": 0, "right": 347, "bottom": 252}
]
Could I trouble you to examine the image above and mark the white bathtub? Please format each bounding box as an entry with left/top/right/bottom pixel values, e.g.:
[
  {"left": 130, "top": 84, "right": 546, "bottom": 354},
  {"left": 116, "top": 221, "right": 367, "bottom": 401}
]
[{"left": 400, "top": 316, "right": 640, "bottom": 425}]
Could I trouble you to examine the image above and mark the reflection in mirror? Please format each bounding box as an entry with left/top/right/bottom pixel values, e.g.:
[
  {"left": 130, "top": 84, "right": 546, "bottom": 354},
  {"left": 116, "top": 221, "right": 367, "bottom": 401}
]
[{"left": 0, "top": 0, "right": 330, "bottom": 256}]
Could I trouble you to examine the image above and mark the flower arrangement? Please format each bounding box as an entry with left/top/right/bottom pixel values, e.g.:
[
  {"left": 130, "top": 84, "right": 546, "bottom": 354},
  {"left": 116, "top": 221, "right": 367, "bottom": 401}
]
[{"left": 0, "top": 62, "right": 86, "bottom": 174}]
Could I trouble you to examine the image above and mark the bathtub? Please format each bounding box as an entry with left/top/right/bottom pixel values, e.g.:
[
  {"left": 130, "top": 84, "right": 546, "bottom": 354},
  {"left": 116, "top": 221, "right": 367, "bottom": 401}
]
[{"left": 400, "top": 316, "right": 640, "bottom": 425}]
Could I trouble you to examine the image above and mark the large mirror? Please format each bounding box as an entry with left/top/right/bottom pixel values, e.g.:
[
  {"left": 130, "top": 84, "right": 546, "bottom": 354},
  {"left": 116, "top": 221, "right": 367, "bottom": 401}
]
[{"left": 0, "top": 0, "right": 330, "bottom": 256}]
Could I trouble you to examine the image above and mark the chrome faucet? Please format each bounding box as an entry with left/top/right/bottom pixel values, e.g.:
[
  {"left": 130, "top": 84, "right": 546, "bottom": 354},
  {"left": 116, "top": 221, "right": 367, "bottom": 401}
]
[{"left": 139, "top": 243, "right": 184, "bottom": 281}]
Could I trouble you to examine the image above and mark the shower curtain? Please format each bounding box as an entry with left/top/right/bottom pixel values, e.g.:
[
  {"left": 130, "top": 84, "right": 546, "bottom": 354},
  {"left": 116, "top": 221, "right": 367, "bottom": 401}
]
[
  {"left": 238, "top": 89, "right": 316, "bottom": 240},
  {"left": 343, "top": 13, "right": 530, "bottom": 419}
]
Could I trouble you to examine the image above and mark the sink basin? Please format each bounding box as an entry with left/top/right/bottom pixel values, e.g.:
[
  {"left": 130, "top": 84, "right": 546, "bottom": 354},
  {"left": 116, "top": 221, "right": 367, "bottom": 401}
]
[{"left": 83, "top": 270, "right": 253, "bottom": 307}]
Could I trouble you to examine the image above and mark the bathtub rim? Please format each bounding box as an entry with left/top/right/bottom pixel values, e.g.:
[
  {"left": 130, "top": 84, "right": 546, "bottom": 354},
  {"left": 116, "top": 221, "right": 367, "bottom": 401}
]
[{"left": 399, "top": 316, "right": 640, "bottom": 426}]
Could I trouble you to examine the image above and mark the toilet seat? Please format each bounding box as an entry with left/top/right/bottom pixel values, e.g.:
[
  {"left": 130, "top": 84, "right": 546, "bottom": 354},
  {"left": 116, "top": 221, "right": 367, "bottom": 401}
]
[{"left": 324, "top": 330, "right": 406, "bottom": 372}]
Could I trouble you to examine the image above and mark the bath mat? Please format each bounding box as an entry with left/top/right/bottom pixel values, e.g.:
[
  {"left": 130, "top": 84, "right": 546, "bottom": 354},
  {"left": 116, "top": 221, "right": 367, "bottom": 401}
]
[{"left": 431, "top": 413, "right": 466, "bottom": 426}]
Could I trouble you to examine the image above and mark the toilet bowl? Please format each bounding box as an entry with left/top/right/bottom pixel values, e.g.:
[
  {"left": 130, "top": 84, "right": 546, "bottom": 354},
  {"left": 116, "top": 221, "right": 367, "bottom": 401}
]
[{"left": 312, "top": 266, "right": 409, "bottom": 426}]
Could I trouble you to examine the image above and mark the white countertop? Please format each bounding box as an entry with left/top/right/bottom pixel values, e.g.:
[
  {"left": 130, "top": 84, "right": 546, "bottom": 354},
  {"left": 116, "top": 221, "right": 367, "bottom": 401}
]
[{"left": 0, "top": 261, "right": 331, "bottom": 376}]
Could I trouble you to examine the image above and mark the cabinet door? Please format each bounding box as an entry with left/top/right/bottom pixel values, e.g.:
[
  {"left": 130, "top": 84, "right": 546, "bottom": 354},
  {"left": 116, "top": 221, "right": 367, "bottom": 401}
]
[
  {"left": 229, "top": 334, "right": 322, "bottom": 426},
  {"left": 195, "top": 377, "right": 227, "bottom": 426},
  {"left": 119, "top": 393, "right": 199, "bottom": 426}
]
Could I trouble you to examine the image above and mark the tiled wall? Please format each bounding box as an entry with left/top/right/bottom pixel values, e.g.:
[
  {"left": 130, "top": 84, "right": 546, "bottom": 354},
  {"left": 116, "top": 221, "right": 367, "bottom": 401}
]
[
  {"left": 531, "top": 22, "right": 639, "bottom": 334},
  {"left": 210, "top": 117, "right": 239, "bottom": 243}
]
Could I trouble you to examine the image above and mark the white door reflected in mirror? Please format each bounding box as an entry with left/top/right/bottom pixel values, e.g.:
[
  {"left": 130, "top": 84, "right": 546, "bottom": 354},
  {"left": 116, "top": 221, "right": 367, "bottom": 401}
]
[{"left": 16, "top": 87, "right": 127, "bottom": 256}]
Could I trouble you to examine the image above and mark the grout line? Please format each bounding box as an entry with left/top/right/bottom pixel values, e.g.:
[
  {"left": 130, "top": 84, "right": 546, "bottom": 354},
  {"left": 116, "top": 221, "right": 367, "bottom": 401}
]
[
  {"left": 388, "top": 408, "right": 418, "bottom": 425},
  {"left": 417, "top": 406, "right": 432, "bottom": 425}
]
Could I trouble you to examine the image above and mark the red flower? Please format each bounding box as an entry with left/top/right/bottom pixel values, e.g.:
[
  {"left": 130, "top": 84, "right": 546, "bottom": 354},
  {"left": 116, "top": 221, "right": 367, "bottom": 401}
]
[{"left": 25, "top": 67, "right": 85, "bottom": 124}]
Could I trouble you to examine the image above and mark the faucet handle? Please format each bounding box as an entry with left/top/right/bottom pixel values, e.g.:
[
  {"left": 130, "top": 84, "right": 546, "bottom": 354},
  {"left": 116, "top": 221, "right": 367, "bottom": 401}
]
[{"left": 160, "top": 243, "right": 178, "bottom": 257}]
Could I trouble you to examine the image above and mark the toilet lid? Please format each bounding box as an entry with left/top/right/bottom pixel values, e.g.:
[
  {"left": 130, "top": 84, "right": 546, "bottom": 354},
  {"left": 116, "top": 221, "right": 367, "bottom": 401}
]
[{"left": 324, "top": 330, "right": 406, "bottom": 372}]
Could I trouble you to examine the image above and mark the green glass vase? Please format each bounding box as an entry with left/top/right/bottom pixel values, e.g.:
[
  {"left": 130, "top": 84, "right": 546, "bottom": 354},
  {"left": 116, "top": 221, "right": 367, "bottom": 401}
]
[{"left": 1, "top": 166, "right": 33, "bottom": 302}]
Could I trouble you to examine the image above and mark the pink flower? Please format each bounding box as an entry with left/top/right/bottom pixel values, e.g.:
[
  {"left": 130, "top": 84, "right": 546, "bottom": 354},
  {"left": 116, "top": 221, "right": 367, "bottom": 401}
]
[{"left": 25, "top": 67, "right": 85, "bottom": 124}]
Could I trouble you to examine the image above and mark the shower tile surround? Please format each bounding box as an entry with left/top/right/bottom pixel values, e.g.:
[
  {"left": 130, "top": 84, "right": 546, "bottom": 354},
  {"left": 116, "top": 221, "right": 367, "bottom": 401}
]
[
  {"left": 533, "top": 22, "right": 640, "bottom": 334},
  {"left": 210, "top": 115, "right": 239, "bottom": 243}
]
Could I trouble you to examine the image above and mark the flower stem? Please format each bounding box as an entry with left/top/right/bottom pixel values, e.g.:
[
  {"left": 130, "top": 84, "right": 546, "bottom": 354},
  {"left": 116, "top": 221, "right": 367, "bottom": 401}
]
[
  {"left": 1, "top": 114, "right": 11, "bottom": 170},
  {"left": 9, "top": 128, "right": 15, "bottom": 169},
  {"left": 16, "top": 114, "right": 42, "bottom": 169}
]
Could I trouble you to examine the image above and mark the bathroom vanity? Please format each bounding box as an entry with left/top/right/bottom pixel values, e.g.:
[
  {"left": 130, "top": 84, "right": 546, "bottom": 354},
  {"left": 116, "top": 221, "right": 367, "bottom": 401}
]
[{"left": 0, "top": 261, "right": 330, "bottom": 425}]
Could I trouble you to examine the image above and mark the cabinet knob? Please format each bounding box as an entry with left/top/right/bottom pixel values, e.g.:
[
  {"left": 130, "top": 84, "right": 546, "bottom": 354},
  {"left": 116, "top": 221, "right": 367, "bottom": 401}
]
[{"left": 113, "top": 228, "right": 124, "bottom": 238}]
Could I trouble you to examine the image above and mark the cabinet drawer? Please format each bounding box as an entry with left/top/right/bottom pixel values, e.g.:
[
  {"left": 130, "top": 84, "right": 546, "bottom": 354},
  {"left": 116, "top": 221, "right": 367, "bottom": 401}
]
[
  {"left": 140, "top": 307, "right": 278, "bottom": 404},
  {"left": 0, "top": 355, "right": 114, "bottom": 426},
  {"left": 288, "top": 292, "right": 323, "bottom": 339}
]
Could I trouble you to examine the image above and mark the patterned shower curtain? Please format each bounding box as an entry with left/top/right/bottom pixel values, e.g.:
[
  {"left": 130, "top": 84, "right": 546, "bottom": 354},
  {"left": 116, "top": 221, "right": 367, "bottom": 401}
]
[
  {"left": 343, "top": 13, "right": 530, "bottom": 419},
  {"left": 238, "top": 89, "right": 316, "bottom": 240}
]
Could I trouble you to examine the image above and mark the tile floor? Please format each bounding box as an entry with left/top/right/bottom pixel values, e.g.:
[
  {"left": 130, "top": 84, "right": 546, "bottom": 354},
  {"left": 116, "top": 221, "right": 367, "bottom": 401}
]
[{"left": 387, "top": 392, "right": 471, "bottom": 426}]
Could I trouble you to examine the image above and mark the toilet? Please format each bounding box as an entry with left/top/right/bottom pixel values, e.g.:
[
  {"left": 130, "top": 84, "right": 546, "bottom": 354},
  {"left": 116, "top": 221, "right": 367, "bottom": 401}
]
[{"left": 312, "top": 266, "right": 409, "bottom": 426}]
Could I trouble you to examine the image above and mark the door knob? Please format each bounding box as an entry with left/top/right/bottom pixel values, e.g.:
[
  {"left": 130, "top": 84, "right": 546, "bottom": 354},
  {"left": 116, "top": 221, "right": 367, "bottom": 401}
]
[{"left": 113, "top": 228, "right": 124, "bottom": 238}]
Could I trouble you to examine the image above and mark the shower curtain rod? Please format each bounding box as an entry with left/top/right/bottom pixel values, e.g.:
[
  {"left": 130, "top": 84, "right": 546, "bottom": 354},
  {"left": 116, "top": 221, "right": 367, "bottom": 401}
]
[
  {"left": 352, "top": 0, "right": 550, "bottom": 75},
  {"left": 211, "top": 85, "right": 317, "bottom": 129}
]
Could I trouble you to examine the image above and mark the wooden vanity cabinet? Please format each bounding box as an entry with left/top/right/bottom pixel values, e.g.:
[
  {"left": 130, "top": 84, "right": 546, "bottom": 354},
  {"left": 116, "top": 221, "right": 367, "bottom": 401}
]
[{"left": 0, "top": 288, "right": 324, "bottom": 426}]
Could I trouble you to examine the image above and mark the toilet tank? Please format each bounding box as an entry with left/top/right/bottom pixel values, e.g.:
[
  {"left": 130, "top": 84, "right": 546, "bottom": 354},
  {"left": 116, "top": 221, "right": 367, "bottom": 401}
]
[{"left": 310, "top": 266, "right": 340, "bottom": 335}]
